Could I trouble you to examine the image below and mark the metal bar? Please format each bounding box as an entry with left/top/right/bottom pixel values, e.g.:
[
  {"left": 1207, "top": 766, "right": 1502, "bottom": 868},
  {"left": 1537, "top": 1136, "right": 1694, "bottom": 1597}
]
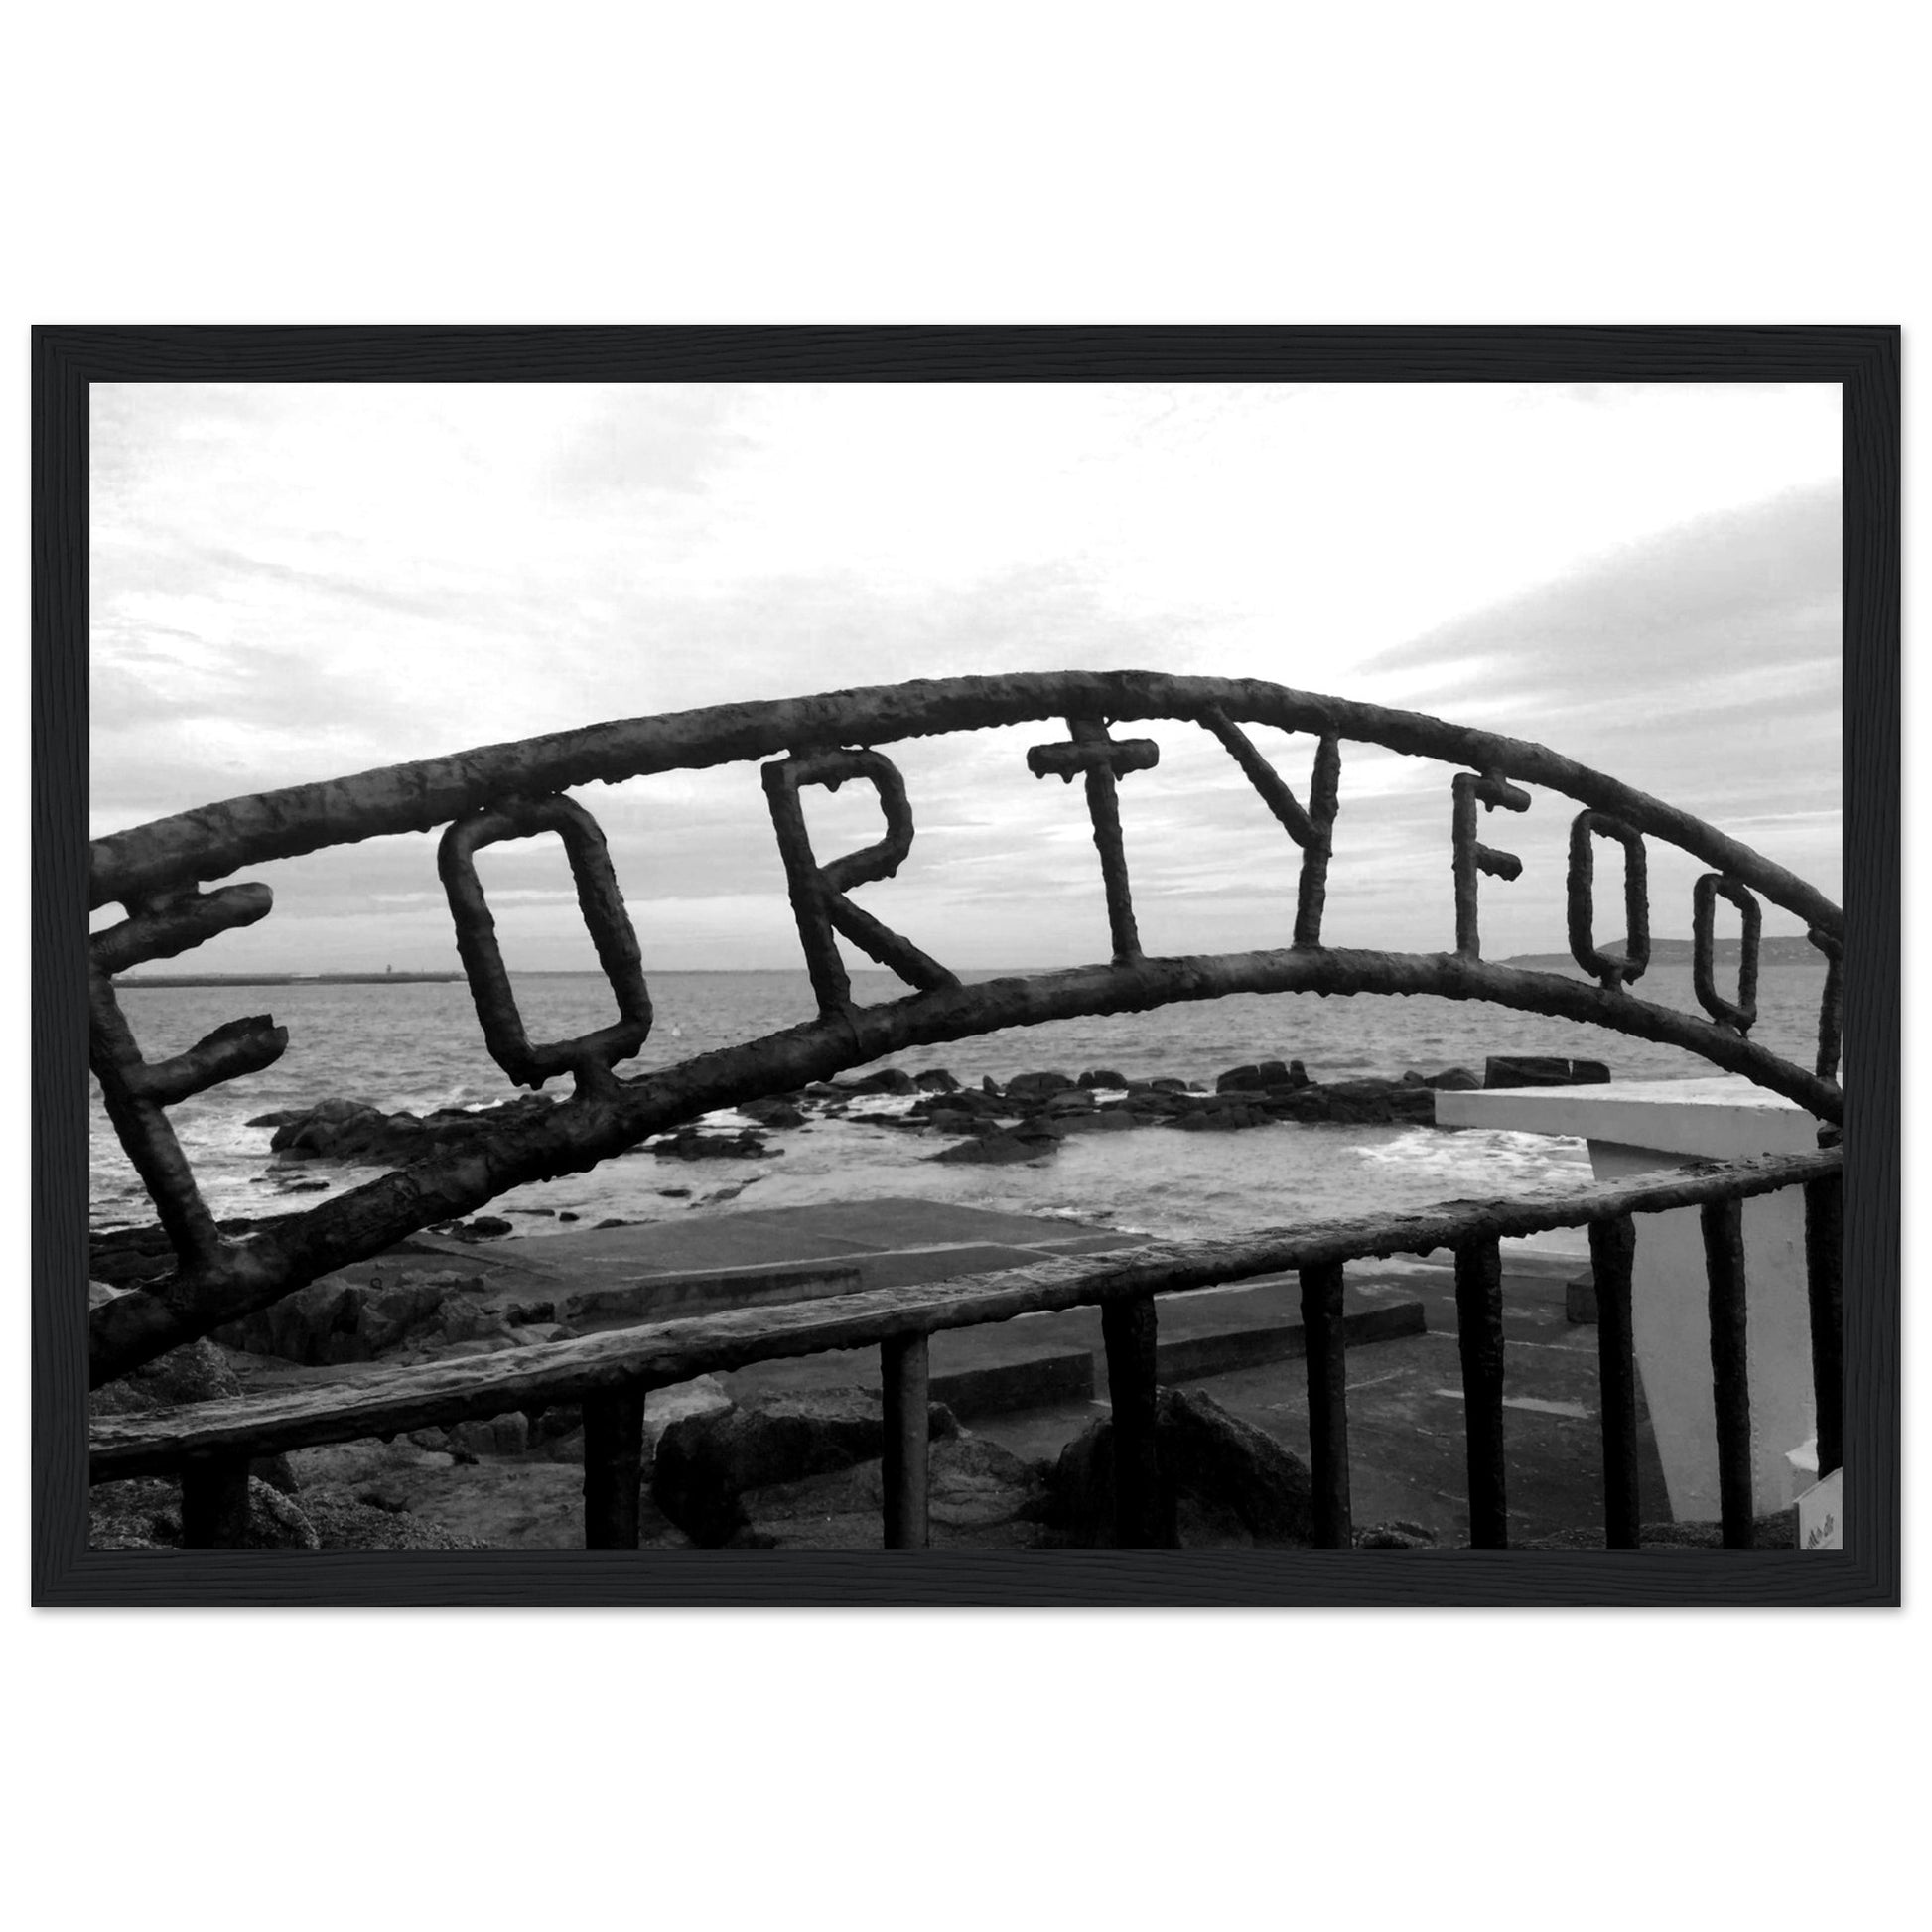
[
  {"left": 1700, "top": 1198, "right": 1754, "bottom": 1548},
  {"left": 581, "top": 1386, "right": 647, "bottom": 1549},
  {"left": 180, "top": 1455, "right": 251, "bottom": 1548},
  {"left": 89, "top": 882, "right": 275, "bottom": 976},
  {"left": 880, "top": 1332, "right": 931, "bottom": 1550},
  {"left": 1804, "top": 1169, "right": 1844, "bottom": 1477},
  {"left": 1101, "top": 1294, "right": 1165, "bottom": 1547},
  {"left": 1298, "top": 1260, "right": 1352, "bottom": 1547},
  {"left": 1454, "top": 1236, "right": 1508, "bottom": 1548},
  {"left": 1588, "top": 1214, "right": 1641, "bottom": 1549}
]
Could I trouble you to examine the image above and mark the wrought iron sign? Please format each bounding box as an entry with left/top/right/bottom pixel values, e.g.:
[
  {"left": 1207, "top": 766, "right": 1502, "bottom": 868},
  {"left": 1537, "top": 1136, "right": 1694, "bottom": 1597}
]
[{"left": 85, "top": 671, "right": 1844, "bottom": 1386}]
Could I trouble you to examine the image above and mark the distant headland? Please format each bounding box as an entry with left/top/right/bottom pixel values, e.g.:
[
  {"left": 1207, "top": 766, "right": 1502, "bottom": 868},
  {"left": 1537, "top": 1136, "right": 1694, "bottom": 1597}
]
[{"left": 113, "top": 970, "right": 465, "bottom": 989}]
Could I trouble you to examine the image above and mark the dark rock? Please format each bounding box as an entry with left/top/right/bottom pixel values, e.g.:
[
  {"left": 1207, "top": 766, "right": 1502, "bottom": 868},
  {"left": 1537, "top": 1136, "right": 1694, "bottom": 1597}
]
[
  {"left": 259, "top": 1093, "right": 559, "bottom": 1170},
  {"left": 927, "top": 1128, "right": 1059, "bottom": 1165},
  {"left": 506, "top": 1300, "right": 557, "bottom": 1326},
  {"left": 740, "top": 1096, "right": 806, "bottom": 1128},
  {"left": 252, "top": 1453, "right": 302, "bottom": 1496},
  {"left": 595, "top": 1217, "right": 631, "bottom": 1230},
  {"left": 651, "top": 1392, "right": 960, "bottom": 1547},
  {"left": 1484, "top": 1055, "right": 1580, "bottom": 1089},
  {"left": 1355, "top": 1523, "right": 1438, "bottom": 1549},
  {"left": 649, "top": 1127, "right": 774, "bottom": 1160},
  {"left": 1041, "top": 1088, "right": 1098, "bottom": 1113},
  {"left": 1006, "top": 1069, "right": 1075, "bottom": 1096},
  {"left": 1570, "top": 1059, "right": 1611, "bottom": 1085},
  {"left": 89, "top": 1335, "right": 241, "bottom": 1417},
  {"left": 89, "top": 1475, "right": 322, "bottom": 1551},
  {"left": 1217, "top": 1059, "right": 1291, "bottom": 1092},
  {"left": 448, "top": 1412, "right": 530, "bottom": 1457},
  {"left": 1426, "top": 1066, "right": 1482, "bottom": 1091},
  {"left": 461, "top": 1215, "right": 514, "bottom": 1239},
  {"left": 211, "top": 1268, "right": 481, "bottom": 1365},
  {"left": 1147, "top": 1076, "right": 1191, "bottom": 1093},
  {"left": 1047, "top": 1387, "right": 1313, "bottom": 1548},
  {"left": 1077, "top": 1068, "right": 1129, "bottom": 1090},
  {"left": 981, "top": 1076, "right": 1003, "bottom": 1095},
  {"left": 912, "top": 1068, "right": 960, "bottom": 1093},
  {"left": 845, "top": 1067, "right": 917, "bottom": 1096},
  {"left": 557, "top": 1211, "right": 581, "bottom": 1222}
]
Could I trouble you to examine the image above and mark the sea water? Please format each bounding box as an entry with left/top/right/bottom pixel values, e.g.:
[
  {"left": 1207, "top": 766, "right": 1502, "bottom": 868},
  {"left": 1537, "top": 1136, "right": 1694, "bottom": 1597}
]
[{"left": 90, "top": 961, "right": 1832, "bottom": 1259}]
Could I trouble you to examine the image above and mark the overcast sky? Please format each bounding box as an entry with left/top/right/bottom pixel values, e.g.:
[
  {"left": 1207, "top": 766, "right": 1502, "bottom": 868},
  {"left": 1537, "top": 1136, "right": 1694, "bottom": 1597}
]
[{"left": 90, "top": 381, "right": 1842, "bottom": 972}]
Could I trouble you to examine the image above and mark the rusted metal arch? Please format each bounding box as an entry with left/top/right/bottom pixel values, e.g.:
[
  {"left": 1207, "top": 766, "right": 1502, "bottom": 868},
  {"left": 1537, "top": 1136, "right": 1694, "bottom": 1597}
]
[
  {"left": 88, "top": 670, "right": 1843, "bottom": 939},
  {"left": 90, "top": 941, "right": 1841, "bottom": 1386}
]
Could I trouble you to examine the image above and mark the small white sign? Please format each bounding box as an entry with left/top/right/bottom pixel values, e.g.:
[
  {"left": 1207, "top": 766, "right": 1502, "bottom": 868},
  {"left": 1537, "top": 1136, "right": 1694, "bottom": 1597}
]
[{"left": 1798, "top": 1468, "right": 1843, "bottom": 1550}]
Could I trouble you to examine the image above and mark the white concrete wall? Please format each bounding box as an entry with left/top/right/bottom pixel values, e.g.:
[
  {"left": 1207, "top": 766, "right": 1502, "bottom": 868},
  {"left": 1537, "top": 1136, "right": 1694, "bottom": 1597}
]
[{"left": 1437, "top": 1078, "right": 1825, "bottom": 1522}]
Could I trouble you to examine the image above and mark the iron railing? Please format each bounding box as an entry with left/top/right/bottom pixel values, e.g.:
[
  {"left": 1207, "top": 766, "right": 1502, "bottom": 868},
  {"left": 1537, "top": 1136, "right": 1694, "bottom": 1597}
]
[{"left": 89, "top": 1145, "right": 1842, "bottom": 1552}]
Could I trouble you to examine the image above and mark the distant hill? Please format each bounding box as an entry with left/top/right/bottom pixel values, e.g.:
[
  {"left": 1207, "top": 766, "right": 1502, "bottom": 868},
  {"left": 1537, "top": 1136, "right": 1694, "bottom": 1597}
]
[{"left": 1502, "top": 935, "right": 1826, "bottom": 971}]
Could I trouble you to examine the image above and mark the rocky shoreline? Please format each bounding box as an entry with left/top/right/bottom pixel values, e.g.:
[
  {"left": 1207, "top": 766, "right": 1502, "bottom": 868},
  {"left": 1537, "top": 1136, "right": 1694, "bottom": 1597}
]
[{"left": 227, "top": 1048, "right": 1609, "bottom": 1195}]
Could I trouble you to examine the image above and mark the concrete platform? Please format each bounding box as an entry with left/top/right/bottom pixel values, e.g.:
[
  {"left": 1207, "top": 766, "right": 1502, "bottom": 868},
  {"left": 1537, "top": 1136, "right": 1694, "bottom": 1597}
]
[{"left": 269, "top": 1196, "right": 1660, "bottom": 1548}]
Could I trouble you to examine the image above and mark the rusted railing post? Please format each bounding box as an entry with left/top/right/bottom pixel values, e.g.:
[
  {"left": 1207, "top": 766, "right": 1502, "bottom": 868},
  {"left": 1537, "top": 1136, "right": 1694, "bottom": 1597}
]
[
  {"left": 881, "top": 1332, "right": 931, "bottom": 1549},
  {"left": 1699, "top": 1198, "right": 1754, "bottom": 1548},
  {"left": 582, "top": 1386, "right": 648, "bottom": 1549},
  {"left": 1587, "top": 1214, "right": 1641, "bottom": 1549},
  {"left": 1454, "top": 1236, "right": 1508, "bottom": 1548},
  {"left": 1102, "top": 1294, "right": 1166, "bottom": 1547},
  {"left": 1803, "top": 1167, "right": 1843, "bottom": 1479},
  {"left": 180, "top": 1454, "right": 251, "bottom": 1548},
  {"left": 1298, "top": 1260, "right": 1352, "bottom": 1547}
]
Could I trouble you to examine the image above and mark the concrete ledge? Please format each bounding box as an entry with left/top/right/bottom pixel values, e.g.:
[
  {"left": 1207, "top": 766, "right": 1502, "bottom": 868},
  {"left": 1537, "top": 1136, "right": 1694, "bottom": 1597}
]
[
  {"left": 929, "top": 1347, "right": 1096, "bottom": 1418},
  {"left": 1154, "top": 1298, "right": 1427, "bottom": 1381},
  {"left": 558, "top": 1260, "right": 865, "bottom": 1328}
]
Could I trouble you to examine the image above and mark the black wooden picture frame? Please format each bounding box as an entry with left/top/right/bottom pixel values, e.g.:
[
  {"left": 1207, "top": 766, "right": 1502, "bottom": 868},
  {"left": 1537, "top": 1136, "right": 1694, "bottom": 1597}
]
[{"left": 32, "top": 324, "right": 1900, "bottom": 1608}]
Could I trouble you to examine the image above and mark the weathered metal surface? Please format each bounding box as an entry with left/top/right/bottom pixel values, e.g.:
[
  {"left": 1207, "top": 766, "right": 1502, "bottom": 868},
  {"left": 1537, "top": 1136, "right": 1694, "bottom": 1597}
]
[
  {"left": 1803, "top": 1170, "right": 1844, "bottom": 1478},
  {"left": 1102, "top": 1294, "right": 1165, "bottom": 1547},
  {"left": 1810, "top": 928, "right": 1844, "bottom": 1082},
  {"left": 581, "top": 1385, "right": 647, "bottom": 1549},
  {"left": 90, "top": 882, "right": 275, "bottom": 977},
  {"left": 1197, "top": 710, "right": 1340, "bottom": 949},
  {"left": 1298, "top": 1259, "right": 1351, "bottom": 1547},
  {"left": 1587, "top": 1214, "right": 1641, "bottom": 1550},
  {"left": 1028, "top": 717, "right": 1158, "bottom": 964},
  {"left": 762, "top": 748, "right": 958, "bottom": 1015},
  {"left": 86, "top": 673, "right": 1845, "bottom": 1389},
  {"left": 1451, "top": 771, "right": 1530, "bottom": 959},
  {"left": 1691, "top": 874, "right": 1762, "bottom": 1034},
  {"left": 881, "top": 1333, "right": 931, "bottom": 1550},
  {"left": 1567, "top": 810, "right": 1650, "bottom": 989},
  {"left": 439, "top": 793, "right": 652, "bottom": 1090},
  {"left": 1453, "top": 1236, "right": 1509, "bottom": 1549},
  {"left": 90, "top": 1147, "right": 1840, "bottom": 1481},
  {"left": 1699, "top": 1198, "right": 1754, "bottom": 1549}
]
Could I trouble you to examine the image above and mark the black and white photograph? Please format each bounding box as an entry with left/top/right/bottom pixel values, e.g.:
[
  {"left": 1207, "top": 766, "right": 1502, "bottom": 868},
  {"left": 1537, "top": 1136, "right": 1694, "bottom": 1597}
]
[{"left": 46, "top": 342, "right": 1887, "bottom": 1596}]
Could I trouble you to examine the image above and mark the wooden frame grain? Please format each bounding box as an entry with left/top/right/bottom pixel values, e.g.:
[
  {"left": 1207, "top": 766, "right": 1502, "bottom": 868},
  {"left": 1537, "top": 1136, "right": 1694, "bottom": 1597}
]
[{"left": 32, "top": 325, "right": 1899, "bottom": 1607}]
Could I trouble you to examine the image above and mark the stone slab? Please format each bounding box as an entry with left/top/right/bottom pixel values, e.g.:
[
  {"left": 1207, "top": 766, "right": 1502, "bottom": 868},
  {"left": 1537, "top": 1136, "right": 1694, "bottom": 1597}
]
[
  {"left": 557, "top": 1259, "right": 867, "bottom": 1329},
  {"left": 1152, "top": 1298, "right": 1428, "bottom": 1382},
  {"left": 929, "top": 1347, "right": 1096, "bottom": 1418}
]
